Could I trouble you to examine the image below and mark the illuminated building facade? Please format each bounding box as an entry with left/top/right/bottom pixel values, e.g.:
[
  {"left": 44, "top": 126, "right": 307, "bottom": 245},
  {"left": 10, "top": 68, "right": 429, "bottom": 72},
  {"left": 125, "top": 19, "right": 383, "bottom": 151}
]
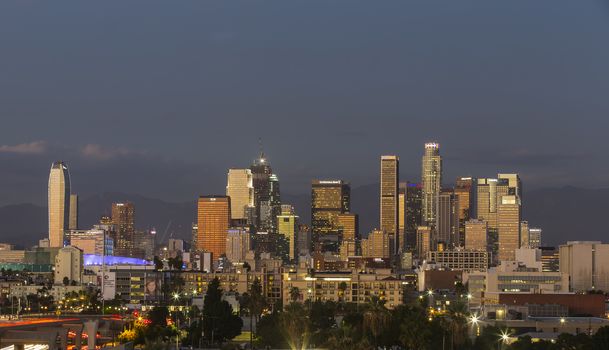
[
  {"left": 226, "top": 169, "right": 254, "bottom": 221},
  {"left": 361, "top": 229, "right": 390, "bottom": 259},
  {"left": 48, "top": 161, "right": 71, "bottom": 247},
  {"left": 197, "top": 196, "right": 231, "bottom": 259},
  {"left": 380, "top": 155, "right": 399, "bottom": 254},
  {"left": 465, "top": 219, "right": 488, "bottom": 251},
  {"left": 497, "top": 195, "right": 521, "bottom": 261},
  {"left": 416, "top": 226, "right": 431, "bottom": 259},
  {"left": 421, "top": 143, "right": 441, "bottom": 226},
  {"left": 112, "top": 202, "right": 137, "bottom": 257},
  {"left": 277, "top": 206, "right": 299, "bottom": 261},
  {"left": 311, "top": 180, "right": 351, "bottom": 253}
]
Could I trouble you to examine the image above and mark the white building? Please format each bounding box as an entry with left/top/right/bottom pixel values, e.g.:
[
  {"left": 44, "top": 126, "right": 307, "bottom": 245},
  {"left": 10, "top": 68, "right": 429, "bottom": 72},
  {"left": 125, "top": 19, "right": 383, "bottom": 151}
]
[
  {"left": 559, "top": 241, "right": 609, "bottom": 292},
  {"left": 55, "top": 246, "right": 83, "bottom": 285}
]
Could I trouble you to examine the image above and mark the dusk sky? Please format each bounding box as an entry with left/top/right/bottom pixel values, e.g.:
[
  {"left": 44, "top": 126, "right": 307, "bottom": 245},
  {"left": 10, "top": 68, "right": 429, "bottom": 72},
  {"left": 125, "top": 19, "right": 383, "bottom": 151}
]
[{"left": 1, "top": 1, "right": 609, "bottom": 206}]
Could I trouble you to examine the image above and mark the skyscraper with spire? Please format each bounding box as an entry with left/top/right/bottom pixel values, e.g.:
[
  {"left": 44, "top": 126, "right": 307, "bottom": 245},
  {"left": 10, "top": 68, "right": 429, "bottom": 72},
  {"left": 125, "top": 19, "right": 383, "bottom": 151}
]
[
  {"left": 249, "top": 143, "right": 281, "bottom": 233},
  {"left": 48, "top": 161, "right": 71, "bottom": 247},
  {"left": 421, "top": 143, "right": 442, "bottom": 226}
]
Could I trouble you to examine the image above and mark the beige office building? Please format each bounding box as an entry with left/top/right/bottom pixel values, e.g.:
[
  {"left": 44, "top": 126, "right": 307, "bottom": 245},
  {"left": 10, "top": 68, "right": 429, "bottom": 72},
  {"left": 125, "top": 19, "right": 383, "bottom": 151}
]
[
  {"left": 361, "top": 230, "right": 390, "bottom": 259},
  {"left": 497, "top": 195, "right": 521, "bottom": 262},
  {"left": 559, "top": 241, "right": 609, "bottom": 292},
  {"left": 48, "top": 161, "right": 71, "bottom": 248},
  {"left": 54, "top": 246, "right": 83, "bottom": 285},
  {"left": 476, "top": 178, "right": 508, "bottom": 230},
  {"left": 416, "top": 226, "right": 432, "bottom": 259},
  {"left": 520, "top": 221, "right": 530, "bottom": 248},
  {"left": 336, "top": 213, "right": 359, "bottom": 241},
  {"left": 226, "top": 169, "right": 254, "bottom": 220},
  {"left": 465, "top": 219, "right": 488, "bottom": 251},
  {"left": 69, "top": 194, "right": 78, "bottom": 230},
  {"left": 225, "top": 228, "right": 251, "bottom": 263},
  {"left": 380, "top": 155, "right": 399, "bottom": 253},
  {"left": 421, "top": 143, "right": 442, "bottom": 226}
]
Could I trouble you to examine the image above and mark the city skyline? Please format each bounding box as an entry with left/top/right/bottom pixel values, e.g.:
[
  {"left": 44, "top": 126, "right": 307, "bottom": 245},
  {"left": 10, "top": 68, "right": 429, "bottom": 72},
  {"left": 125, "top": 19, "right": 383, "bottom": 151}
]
[{"left": 1, "top": 1, "right": 609, "bottom": 208}]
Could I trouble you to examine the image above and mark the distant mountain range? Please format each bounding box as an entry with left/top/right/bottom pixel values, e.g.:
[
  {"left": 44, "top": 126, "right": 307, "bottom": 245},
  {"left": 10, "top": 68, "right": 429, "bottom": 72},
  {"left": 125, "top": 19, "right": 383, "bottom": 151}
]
[{"left": 1, "top": 186, "right": 607, "bottom": 248}]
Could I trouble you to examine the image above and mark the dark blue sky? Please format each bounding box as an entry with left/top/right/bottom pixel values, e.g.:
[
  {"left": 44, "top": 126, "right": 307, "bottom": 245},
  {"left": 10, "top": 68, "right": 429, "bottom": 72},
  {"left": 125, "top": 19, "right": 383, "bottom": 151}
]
[{"left": 1, "top": 1, "right": 609, "bottom": 206}]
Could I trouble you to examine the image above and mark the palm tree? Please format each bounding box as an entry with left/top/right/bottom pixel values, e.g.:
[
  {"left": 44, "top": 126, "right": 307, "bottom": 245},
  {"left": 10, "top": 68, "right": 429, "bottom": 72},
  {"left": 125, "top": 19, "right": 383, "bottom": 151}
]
[
  {"left": 362, "top": 296, "right": 390, "bottom": 347},
  {"left": 445, "top": 301, "right": 469, "bottom": 349},
  {"left": 337, "top": 281, "right": 348, "bottom": 303},
  {"left": 280, "top": 302, "right": 309, "bottom": 350}
]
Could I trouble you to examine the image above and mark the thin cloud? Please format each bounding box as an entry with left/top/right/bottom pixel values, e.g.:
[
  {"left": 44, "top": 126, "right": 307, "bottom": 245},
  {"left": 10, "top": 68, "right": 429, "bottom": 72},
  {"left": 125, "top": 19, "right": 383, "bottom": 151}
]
[
  {"left": 0, "top": 141, "right": 47, "bottom": 155},
  {"left": 80, "top": 144, "right": 146, "bottom": 161}
]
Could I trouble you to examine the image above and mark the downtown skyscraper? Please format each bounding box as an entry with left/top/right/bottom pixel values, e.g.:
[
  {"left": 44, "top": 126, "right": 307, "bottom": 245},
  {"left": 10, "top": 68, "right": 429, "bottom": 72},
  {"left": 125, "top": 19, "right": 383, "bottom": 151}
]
[
  {"left": 311, "top": 180, "right": 351, "bottom": 253},
  {"left": 226, "top": 169, "right": 254, "bottom": 222},
  {"left": 380, "top": 155, "right": 399, "bottom": 254},
  {"left": 48, "top": 161, "right": 71, "bottom": 248},
  {"left": 250, "top": 152, "right": 281, "bottom": 233},
  {"left": 421, "top": 143, "right": 442, "bottom": 226},
  {"left": 197, "top": 195, "right": 231, "bottom": 259}
]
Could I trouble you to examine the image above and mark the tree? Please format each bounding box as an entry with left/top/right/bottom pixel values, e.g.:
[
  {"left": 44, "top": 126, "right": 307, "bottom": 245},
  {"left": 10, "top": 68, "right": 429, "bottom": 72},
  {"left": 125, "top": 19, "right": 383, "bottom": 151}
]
[
  {"left": 63, "top": 276, "right": 70, "bottom": 286},
  {"left": 362, "top": 297, "right": 390, "bottom": 347},
  {"left": 280, "top": 302, "right": 309, "bottom": 350},
  {"left": 289, "top": 286, "right": 301, "bottom": 303},
  {"left": 308, "top": 300, "right": 336, "bottom": 346},
  {"left": 338, "top": 282, "right": 348, "bottom": 302},
  {"left": 592, "top": 326, "right": 609, "bottom": 350},
  {"left": 153, "top": 256, "right": 164, "bottom": 271},
  {"left": 202, "top": 278, "right": 243, "bottom": 346}
]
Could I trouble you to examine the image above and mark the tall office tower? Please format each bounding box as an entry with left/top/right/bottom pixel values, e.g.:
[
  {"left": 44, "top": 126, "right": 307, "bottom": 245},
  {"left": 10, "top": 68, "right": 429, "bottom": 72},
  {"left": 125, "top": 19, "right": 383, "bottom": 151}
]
[
  {"left": 398, "top": 183, "right": 407, "bottom": 252},
  {"left": 134, "top": 229, "right": 155, "bottom": 260},
  {"left": 226, "top": 169, "right": 254, "bottom": 221},
  {"left": 421, "top": 143, "right": 442, "bottom": 226},
  {"left": 361, "top": 230, "right": 390, "bottom": 259},
  {"left": 520, "top": 221, "right": 530, "bottom": 248},
  {"left": 336, "top": 213, "right": 359, "bottom": 241},
  {"left": 416, "top": 226, "right": 431, "bottom": 258},
  {"left": 529, "top": 228, "right": 542, "bottom": 248},
  {"left": 267, "top": 174, "right": 281, "bottom": 233},
  {"left": 48, "top": 161, "right": 71, "bottom": 247},
  {"left": 197, "top": 196, "right": 231, "bottom": 259},
  {"left": 404, "top": 182, "right": 423, "bottom": 251},
  {"left": 380, "top": 155, "right": 399, "bottom": 254},
  {"left": 436, "top": 190, "right": 459, "bottom": 249},
  {"left": 69, "top": 194, "right": 78, "bottom": 230},
  {"left": 277, "top": 206, "right": 299, "bottom": 261},
  {"left": 311, "top": 180, "right": 351, "bottom": 253},
  {"left": 225, "top": 228, "right": 251, "bottom": 263},
  {"left": 250, "top": 152, "right": 281, "bottom": 233},
  {"left": 465, "top": 219, "right": 488, "bottom": 251},
  {"left": 498, "top": 173, "right": 522, "bottom": 198},
  {"left": 112, "top": 202, "right": 136, "bottom": 257},
  {"left": 297, "top": 224, "right": 312, "bottom": 256},
  {"left": 476, "top": 178, "right": 509, "bottom": 230},
  {"left": 454, "top": 177, "right": 475, "bottom": 246},
  {"left": 191, "top": 223, "right": 198, "bottom": 251},
  {"left": 497, "top": 195, "right": 521, "bottom": 261}
]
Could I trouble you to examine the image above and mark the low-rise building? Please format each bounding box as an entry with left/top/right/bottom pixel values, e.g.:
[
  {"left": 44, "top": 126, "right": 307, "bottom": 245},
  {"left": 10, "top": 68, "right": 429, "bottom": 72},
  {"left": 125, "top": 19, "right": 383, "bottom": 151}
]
[
  {"left": 283, "top": 268, "right": 404, "bottom": 309},
  {"left": 426, "top": 249, "right": 489, "bottom": 272}
]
